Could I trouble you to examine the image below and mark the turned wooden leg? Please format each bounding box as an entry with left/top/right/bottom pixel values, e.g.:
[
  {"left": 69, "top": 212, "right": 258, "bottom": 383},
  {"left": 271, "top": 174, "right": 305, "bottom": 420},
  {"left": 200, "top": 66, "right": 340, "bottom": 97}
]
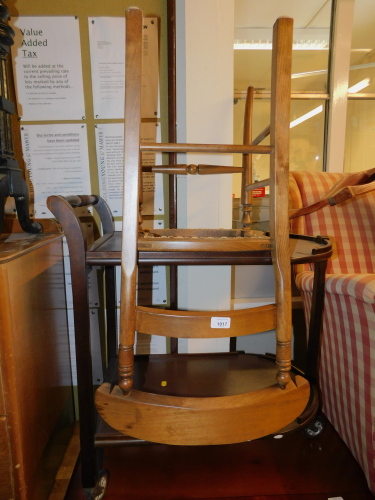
[
  {"left": 276, "top": 340, "right": 292, "bottom": 388},
  {"left": 241, "top": 203, "right": 252, "bottom": 229},
  {"left": 118, "top": 344, "right": 134, "bottom": 394}
]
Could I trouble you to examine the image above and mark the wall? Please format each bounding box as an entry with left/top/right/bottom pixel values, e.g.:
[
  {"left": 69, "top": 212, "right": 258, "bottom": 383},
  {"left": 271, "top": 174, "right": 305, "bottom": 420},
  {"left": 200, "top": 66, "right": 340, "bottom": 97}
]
[
  {"left": 175, "top": 0, "right": 235, "bottom": 353},
  {"left": 7, "top": 0, "right": 168, "bottom": 201},
  {"left": 5, "top": 0, "right": 170, "bottom": 383}
]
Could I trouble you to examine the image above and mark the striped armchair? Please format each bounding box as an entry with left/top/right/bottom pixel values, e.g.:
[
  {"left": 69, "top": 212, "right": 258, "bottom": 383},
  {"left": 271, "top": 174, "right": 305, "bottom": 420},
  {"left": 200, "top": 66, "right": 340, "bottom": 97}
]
[{"left": 289, "top": 170, "right": 375, "bottom": 494}]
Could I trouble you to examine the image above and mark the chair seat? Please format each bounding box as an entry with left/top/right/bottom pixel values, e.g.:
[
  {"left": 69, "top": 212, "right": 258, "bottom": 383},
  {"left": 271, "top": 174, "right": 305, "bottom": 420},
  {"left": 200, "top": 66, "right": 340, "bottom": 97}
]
[
  {"left": 87, "top": 231, "right": 331, "bottom": 265},
  {"left": 138, "top": 228, "right": 270, "bottom": 252}
]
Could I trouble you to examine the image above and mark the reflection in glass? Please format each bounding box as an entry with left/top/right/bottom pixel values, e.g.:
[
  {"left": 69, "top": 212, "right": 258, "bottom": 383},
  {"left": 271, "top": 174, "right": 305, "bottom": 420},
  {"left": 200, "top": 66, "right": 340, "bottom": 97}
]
[
  {"left": 233, "top": 0, "right": 331, "bottom": 195},
  {"left": 344, "top": 0, "right": 375, "bottom": 173},
  {"left": 233, "top": 97, "right": 325, "bottom": 196},
  {"left": 234, "top": 46, "right": 330, "bottom": 94},
  {"left": 345, "top": 100, "right": 375, "bottom": 173},
  {"left": 234, "top": 0, "right": 331, "bottom": 94},
  {"left": 290, "top": 100, "right": 325, "bottom": 173}
]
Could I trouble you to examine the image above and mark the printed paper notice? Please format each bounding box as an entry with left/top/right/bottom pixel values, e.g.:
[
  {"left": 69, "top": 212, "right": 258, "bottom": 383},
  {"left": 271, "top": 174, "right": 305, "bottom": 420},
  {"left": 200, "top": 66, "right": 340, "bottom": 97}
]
[
  {"left": 88, "top": 16, "right": 159, "bottom": 119},
  {"left": 95, "top": 122, "right": 163, "bottom": 216},
  {"left": 21, "top": 124, "right": 91, "bottom": 218},
  {"left": 11, "top": 17, "right": 85, "bottom": 121}
]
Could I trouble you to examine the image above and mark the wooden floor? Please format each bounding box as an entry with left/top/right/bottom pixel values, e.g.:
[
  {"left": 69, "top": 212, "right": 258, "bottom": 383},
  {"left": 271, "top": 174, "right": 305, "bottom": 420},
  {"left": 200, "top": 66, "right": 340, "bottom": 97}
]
[{"left": 63, "top": 415, "right": 375, "bottom": 500}]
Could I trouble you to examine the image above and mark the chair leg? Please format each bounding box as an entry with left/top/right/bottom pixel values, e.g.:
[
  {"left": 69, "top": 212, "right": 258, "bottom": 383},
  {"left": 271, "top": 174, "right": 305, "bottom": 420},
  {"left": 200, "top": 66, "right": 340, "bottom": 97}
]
[
  {"left": 269, "top": 17, "right": 293, "bottom": 390},
  {"left": 118, "top": 344, "right": 134, "bottom": 394}
]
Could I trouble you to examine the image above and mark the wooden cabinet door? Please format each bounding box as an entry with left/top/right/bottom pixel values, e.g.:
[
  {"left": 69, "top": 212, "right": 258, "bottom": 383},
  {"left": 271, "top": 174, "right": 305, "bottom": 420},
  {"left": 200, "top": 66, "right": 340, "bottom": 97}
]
[{"left": 0, "top": 234, "right": 73, "bottom": 500}]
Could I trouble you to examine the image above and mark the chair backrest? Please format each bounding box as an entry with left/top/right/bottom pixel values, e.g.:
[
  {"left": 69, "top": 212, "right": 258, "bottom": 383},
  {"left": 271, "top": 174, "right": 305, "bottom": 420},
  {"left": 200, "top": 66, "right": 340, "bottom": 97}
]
[{"left": 289, "top": 170, "right": 375, "bottom": 274}]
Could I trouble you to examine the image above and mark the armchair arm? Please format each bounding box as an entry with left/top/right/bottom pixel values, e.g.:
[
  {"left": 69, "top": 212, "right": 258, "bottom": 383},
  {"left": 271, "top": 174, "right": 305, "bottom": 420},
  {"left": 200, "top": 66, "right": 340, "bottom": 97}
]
[
  {"left": 289, "top": 167, "right": 375, "bottom": 219},
  {"left": 329, "top": 180, "right": 375, "bottom": 206}
]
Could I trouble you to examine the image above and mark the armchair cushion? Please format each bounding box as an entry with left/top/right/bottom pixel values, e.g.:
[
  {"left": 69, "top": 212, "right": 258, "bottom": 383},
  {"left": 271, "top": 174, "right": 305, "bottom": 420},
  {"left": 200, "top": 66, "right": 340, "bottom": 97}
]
[{"left": 296, "top": 272, "right": 375, "bottom": 304}]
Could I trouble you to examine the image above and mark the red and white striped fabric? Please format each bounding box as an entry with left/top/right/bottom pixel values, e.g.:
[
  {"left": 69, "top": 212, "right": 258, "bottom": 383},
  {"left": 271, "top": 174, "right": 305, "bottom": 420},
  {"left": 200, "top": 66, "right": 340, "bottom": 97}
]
[{"left": 289, "top": 171, "right": 375, "bottom": 494}]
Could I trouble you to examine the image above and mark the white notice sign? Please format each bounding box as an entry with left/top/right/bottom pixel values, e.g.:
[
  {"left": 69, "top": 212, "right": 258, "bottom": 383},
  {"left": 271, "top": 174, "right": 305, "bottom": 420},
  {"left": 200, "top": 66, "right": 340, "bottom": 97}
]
[
  {"left": 11, "top": 17, "right": 85, "bottom": 121},
  {"left": 21, "top": 124, "right": 91, "bottom": 218},
  {"left": 95, "top": 122, "right": 164, "bottom": 216},
  {"left": 88, "top": 16, "right": 159, "bottom": 119}
]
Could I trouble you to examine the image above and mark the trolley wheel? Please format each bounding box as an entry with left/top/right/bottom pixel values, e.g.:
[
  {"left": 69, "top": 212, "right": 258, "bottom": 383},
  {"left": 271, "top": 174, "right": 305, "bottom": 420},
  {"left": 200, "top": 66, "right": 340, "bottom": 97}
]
[
  {"left": 85, "top": 470, "right": 109, "bottom": 500},
  {"left": 304, "top": 414, "right": 326, "bottom": 438}
]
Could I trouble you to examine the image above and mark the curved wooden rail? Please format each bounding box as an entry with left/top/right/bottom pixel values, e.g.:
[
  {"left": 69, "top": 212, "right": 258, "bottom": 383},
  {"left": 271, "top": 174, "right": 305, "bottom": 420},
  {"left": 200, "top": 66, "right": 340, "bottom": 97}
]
[
  {"left": 95, "top": 375, "right": 310, "bottom": 446},
  {"left": 136, "top": 304, "right": 276, "bottom": 338}
]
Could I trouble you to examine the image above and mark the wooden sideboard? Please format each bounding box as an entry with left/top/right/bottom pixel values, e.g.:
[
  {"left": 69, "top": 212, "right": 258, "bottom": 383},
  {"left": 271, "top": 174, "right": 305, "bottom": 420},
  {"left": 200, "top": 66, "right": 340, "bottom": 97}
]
[{"left": 0, "top": 220, "right": 74, "bottom": 500}]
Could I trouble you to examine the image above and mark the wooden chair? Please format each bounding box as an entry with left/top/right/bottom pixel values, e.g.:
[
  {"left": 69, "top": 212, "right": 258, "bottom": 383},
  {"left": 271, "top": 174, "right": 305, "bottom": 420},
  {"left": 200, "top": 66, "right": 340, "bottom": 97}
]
[
  {"left": 47, "top": 8, "right": 332, "bottom": 496},
  {"left": 94, "top": 7, "right": 328, "bottom": 446}
]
